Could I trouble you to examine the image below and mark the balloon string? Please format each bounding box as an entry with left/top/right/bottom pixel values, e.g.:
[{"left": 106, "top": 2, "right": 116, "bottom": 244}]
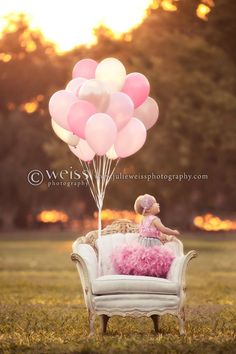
[
  {"left": 93, "top": 156, "right": 103, "bottom": 211},
  {"left": 77, "top": 155, "right": 120, "bottom": 242},
  {"left": 96, "top": 156, "right": 102, "bottom": 209},
  {"left": 92, "top": 156, "right": 100, "bottom": 202},
  {"left": 100, "top": 156, "right": 107, "bottom": 199},
  {"left": 101, "top": 155, "right": 109, "bottom": 198},
  {"left": 103, "top": 158, "right": 112, "bottom": 192},
  {"left": 98, "top": 155, "right": 102, "bottom": 198},
  {"left": 105, "top": 158, "right": 119, "bottom": 188},
  {"left": 85, "top": 162, "right": 99, "bottom": 206},
  {"left": 83, "top": 161, "right": 98, "bottom": 205},
  {"left": 101, "top": 155, "right": 107, "bottom": 195},
  {"left": 79, "top": 158, "right": 99, "bottom": 208}
]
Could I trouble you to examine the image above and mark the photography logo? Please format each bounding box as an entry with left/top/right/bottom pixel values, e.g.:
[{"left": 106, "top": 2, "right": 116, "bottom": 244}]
[
  {"left": 27, "top": 168, "right": 89, "bottom": 188},
  {"left": 27, "top": 169, "right": 44, "bottom": 186},
  {"left": 27, "top": 169, "right": 208, "bottom": 187}
]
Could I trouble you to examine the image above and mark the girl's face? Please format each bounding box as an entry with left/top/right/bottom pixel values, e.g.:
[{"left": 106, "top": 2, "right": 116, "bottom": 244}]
[{"left": 149, "top": 202, "right": 160, "bottom": 215}]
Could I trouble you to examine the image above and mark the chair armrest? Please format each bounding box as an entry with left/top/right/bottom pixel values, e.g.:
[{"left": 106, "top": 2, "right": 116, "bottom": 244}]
[
  {"left": 71, "top": 244, "right": 98, "bottom": 312},
  {"left": 167, "top": 250, "right": 198, "bottom": 288},
  {"left": 71, "top": 244, "right": 98, "bottom": 281}
]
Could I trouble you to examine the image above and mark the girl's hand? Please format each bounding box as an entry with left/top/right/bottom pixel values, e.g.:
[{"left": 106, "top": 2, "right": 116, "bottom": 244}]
[{"left": 173, "top": 230, "right": 180, "bottom": 236}]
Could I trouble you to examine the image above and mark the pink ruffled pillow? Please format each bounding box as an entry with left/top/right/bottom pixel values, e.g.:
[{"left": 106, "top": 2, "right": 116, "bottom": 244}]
[{"left": 110, "top": 244, "right": 175, "bottom": 278}]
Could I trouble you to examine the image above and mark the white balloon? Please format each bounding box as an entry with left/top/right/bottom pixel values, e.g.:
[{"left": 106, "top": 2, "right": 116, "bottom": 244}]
[
  {"left": 51, "top": 119, "right": 79, "bottom": 146},
  {"left": 79, "top": 79, "right": 109, "bottom": 112},
  {"left": 95, "top": 57, "right": 126, "bottom": 93},
  {"left": 65, "top": 77, "right": 87, "bottom": 96},
  {"left": 106, "top": 145, "right": 118, "bottom": 160}
]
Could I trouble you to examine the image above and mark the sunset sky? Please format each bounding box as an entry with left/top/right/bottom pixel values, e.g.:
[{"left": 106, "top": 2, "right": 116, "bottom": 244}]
[
  {"left": 0, "top": 0, "right": 157, "bottom": 51},
  {"left": 0, "top": 1, "right": 212, "bottom": 52}
]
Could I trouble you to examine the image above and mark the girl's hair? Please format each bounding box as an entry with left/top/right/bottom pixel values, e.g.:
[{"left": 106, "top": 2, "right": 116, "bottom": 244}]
[{"left": 134, "top": 194, "right": 156, "bottom": 215}]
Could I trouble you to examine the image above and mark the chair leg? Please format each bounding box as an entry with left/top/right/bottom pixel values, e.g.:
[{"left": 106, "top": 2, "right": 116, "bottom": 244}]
[
  {"left": 178, "top": 307, "right": 186, "bottom": 336},
  {"left": 151, "top": 315, "right": 160, "bottom": 334},
  {"left": 88, "top": 311, "right": 96, "bottom": 337},
  {"left": 100, "top": 314, "right": 110, "bottom": 334}
]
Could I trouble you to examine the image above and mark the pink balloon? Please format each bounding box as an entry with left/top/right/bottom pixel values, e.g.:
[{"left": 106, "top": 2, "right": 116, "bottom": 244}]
[
  {"left": 122, "top": 72, "right": 150, "bottom": 108},
  {"left": 66, "top": 77, "right": 87, "bottom": 96},
  {"left": 134, "top": 97, "right": 159, "bottom": 130},
  {"left": 67, "top": 100, "right": 97, "bottom": 139},
  {"left": 106, "top": 92, "right": 134, "bottom": 130},
  {"left": 114, "top": 118, "right": 147, "bottom": 158},
  {"left": 72, "top": 59, "right": 98, "bottom": 79},
  {"left": 68, "top": 139, "right": 95, "bottom": 162},
  {"left": 49, "top": 90, "right": 78, "bottom": 130},
  {"left": 85, "top": 113, "right": 117, "bottom": 156}
]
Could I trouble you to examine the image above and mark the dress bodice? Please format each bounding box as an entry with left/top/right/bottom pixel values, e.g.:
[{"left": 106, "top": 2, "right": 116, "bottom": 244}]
[{"left": 139, "top": 215, "right": 161, "bottom": 239}]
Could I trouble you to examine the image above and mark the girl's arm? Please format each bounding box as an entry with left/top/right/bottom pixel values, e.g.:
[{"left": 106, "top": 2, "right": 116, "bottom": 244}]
[{"left": 153, "top": 218, "right": 180, "bottom": 236}]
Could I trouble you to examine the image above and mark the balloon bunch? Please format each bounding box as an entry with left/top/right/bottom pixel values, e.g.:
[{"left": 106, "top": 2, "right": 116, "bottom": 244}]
[{"left": 48, "top": 57, "right": 159, "bottom": 235}]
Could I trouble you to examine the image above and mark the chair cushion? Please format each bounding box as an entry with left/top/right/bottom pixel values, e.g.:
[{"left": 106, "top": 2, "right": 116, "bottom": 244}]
[{"left": 92, "top": 274, "right": 180, "bottom": 295}]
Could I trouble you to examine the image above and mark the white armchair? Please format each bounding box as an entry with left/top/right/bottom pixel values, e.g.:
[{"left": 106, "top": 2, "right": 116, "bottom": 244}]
[{"left": 71, "top": 219, "right": 198, "bottom": 336}]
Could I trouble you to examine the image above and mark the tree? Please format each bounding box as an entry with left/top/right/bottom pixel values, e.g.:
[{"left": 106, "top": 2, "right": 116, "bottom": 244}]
[
  {"left": 0, "top": 15, "right": 94, "bottom": 228},
  {"left": 206, "top": 0, "right": 236, "bottom": 62}
]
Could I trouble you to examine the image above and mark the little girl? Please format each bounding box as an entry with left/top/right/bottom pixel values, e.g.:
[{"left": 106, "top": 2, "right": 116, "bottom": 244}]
[
  {"left": 111, "top": 194, "right": 179, "bottom": 278},
  {"left": 134, "top": 194, "right": 180, "bottom": 247}
]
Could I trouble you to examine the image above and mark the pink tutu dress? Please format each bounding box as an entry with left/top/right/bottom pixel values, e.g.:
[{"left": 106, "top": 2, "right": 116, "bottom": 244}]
[
  {"left": 110, "top": 215, "right": 175, "bottom": 278},
  {"left": 139, "top": 215, "right": 163, "bottom": 247}
]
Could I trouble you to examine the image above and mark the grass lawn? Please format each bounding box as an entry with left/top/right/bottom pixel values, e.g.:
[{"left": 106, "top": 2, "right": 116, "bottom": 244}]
[{"left": 0, "top": 231, "right": 235, "bottom": 353}]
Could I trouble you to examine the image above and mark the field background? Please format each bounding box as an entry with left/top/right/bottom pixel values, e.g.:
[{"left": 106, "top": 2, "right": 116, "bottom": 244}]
[{"left": 0, "top": 232, "right": 235, "bottom": 354}]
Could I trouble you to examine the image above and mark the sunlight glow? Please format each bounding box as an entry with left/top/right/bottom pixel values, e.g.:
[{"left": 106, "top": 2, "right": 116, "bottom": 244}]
[
  {"left": 196, "top": 4, "right": 211, "bottom": 21},
  {"left": 161, "top": 0, "right": 177, "bottom": 12},
  {"left": 37, "top": 210, "right": 69, "bottom": 223},
  {"left": 20, "top": 30, "right": 37, "bottom": 52},
  {"left": 0, "top": 53, "right": 12, "bottom": 62},
  {"left": 7, "top": 95, "right": 44, "bottom": 114},
  {"left": 20, "top": 101, "right": 39, "bottom": 114},
  {"left": 193, "top": 213, "right": 236, "bottom": 231},
  {"left": 0, "top": 0, "right": 155, "bottom": 52}
]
